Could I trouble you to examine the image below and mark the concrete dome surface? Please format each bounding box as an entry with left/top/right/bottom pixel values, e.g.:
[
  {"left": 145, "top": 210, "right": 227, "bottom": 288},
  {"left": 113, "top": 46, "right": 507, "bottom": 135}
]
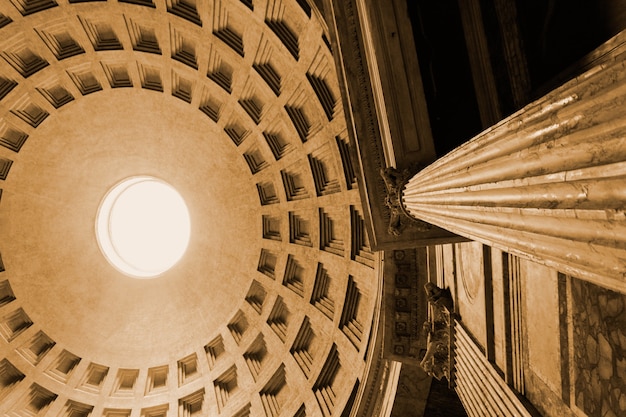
[{"left": 0, "top": 0, "right": 380, "bottom": 415}]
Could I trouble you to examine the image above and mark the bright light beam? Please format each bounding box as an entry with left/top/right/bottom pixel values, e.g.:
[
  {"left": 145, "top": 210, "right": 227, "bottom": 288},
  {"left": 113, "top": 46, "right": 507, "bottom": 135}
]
[{"left": 96, "top": 177, "right": 191, "bottom": 278}]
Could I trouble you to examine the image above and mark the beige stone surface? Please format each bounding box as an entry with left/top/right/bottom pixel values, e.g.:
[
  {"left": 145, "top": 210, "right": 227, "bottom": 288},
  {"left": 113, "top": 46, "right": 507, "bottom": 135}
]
[
  {"left": 455, "top": 241, "right": 487, "bottom": 351},
  {"left": 3, "top": 89, "right": 258, "bottom": 366},
  {"left": 523, "top": 261, "right": 562, "bottom": 396},
  {"left": 0, "top": 0, "right": 381, "bottom": 415}
]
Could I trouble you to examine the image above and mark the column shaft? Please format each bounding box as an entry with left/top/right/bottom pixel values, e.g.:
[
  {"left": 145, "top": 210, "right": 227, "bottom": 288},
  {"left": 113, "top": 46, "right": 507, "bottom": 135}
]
[{"left": 403, "top": 48, "right": 626, "bottom": 292}]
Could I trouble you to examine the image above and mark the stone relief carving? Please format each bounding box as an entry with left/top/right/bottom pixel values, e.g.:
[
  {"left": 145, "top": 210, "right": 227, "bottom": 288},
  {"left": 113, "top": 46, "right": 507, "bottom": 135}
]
[
  {"left": 380, "top": 166, "right": 432, "bottom": 235},
  {"left": 419, "top": 283, "right": 453, "bottom": 381},
  {"left": 425, "top": 282, "right": 454, "bottom": 311},
  {"left": 385, "top": 249, "right": 424, "bottom": 362}
]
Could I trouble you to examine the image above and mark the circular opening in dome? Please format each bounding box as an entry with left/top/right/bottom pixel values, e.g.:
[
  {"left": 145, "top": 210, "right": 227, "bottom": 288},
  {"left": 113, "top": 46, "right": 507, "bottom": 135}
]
[{"left": 96, "top": 176, "right": 191, "bottom": 278}]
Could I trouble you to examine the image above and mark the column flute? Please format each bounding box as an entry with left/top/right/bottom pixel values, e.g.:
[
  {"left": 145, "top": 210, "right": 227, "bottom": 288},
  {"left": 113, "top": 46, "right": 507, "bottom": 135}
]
[{"left": 401, "top": 46, "right": 626, "bottom": 292}]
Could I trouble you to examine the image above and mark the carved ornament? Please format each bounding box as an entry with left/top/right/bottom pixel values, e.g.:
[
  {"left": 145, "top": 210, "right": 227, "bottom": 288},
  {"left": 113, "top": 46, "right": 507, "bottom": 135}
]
[
  {"left": 380, "top": 166, "right": 432, "bottom": 236},
  {"left": 419, "top": 283, "right": 454, "bottom": 381}
]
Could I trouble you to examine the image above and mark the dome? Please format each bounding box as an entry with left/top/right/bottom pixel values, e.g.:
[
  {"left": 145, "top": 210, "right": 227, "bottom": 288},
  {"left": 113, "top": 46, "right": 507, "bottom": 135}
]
[{"left": 0, "top": 0, "right": 380, "bottom": 416}]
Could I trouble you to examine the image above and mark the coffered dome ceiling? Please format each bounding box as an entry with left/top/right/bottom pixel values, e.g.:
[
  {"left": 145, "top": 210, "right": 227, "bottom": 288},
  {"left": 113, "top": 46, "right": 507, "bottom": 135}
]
[{"left": 0, "top": 0, "right": 381, "bottom": 416}]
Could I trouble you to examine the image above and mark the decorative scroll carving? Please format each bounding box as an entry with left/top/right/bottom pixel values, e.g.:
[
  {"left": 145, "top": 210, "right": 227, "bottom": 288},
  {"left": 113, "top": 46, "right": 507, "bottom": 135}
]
[
  {"left": 381, "top": 167, "right": 431, "bottom": 236},
  {"left": 419, "top": 283, "right": 453, "bottom": 381}
]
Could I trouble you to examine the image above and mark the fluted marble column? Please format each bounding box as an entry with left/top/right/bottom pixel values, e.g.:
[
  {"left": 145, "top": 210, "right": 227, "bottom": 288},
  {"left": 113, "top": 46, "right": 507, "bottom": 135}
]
[{"left": 403, "top": 47, "right": 626, "bottom": 292}]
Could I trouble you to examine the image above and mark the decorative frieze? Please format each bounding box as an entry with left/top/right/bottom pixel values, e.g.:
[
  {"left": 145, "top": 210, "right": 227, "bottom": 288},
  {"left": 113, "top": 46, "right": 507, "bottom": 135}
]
[{"left": 381, "top": 248, "right": 428, "bottom": 364}]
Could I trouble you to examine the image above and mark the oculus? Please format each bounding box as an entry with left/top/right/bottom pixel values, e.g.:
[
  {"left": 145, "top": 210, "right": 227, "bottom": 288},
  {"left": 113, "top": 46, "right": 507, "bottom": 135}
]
[{"left": 96, "top": 176, "right": 191, "bottom": 278}]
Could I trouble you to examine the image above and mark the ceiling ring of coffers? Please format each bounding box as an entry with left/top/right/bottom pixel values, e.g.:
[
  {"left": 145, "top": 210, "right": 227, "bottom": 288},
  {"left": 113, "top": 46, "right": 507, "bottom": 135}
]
[{"left": 0, "top": 0, "right": 377, "bottom": 415}]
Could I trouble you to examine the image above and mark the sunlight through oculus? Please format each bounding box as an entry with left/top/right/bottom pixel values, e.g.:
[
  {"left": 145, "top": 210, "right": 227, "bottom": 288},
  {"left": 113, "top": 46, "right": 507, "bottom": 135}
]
[{"left": 96, "top": 177, "right": 191, "bottom": 278}]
